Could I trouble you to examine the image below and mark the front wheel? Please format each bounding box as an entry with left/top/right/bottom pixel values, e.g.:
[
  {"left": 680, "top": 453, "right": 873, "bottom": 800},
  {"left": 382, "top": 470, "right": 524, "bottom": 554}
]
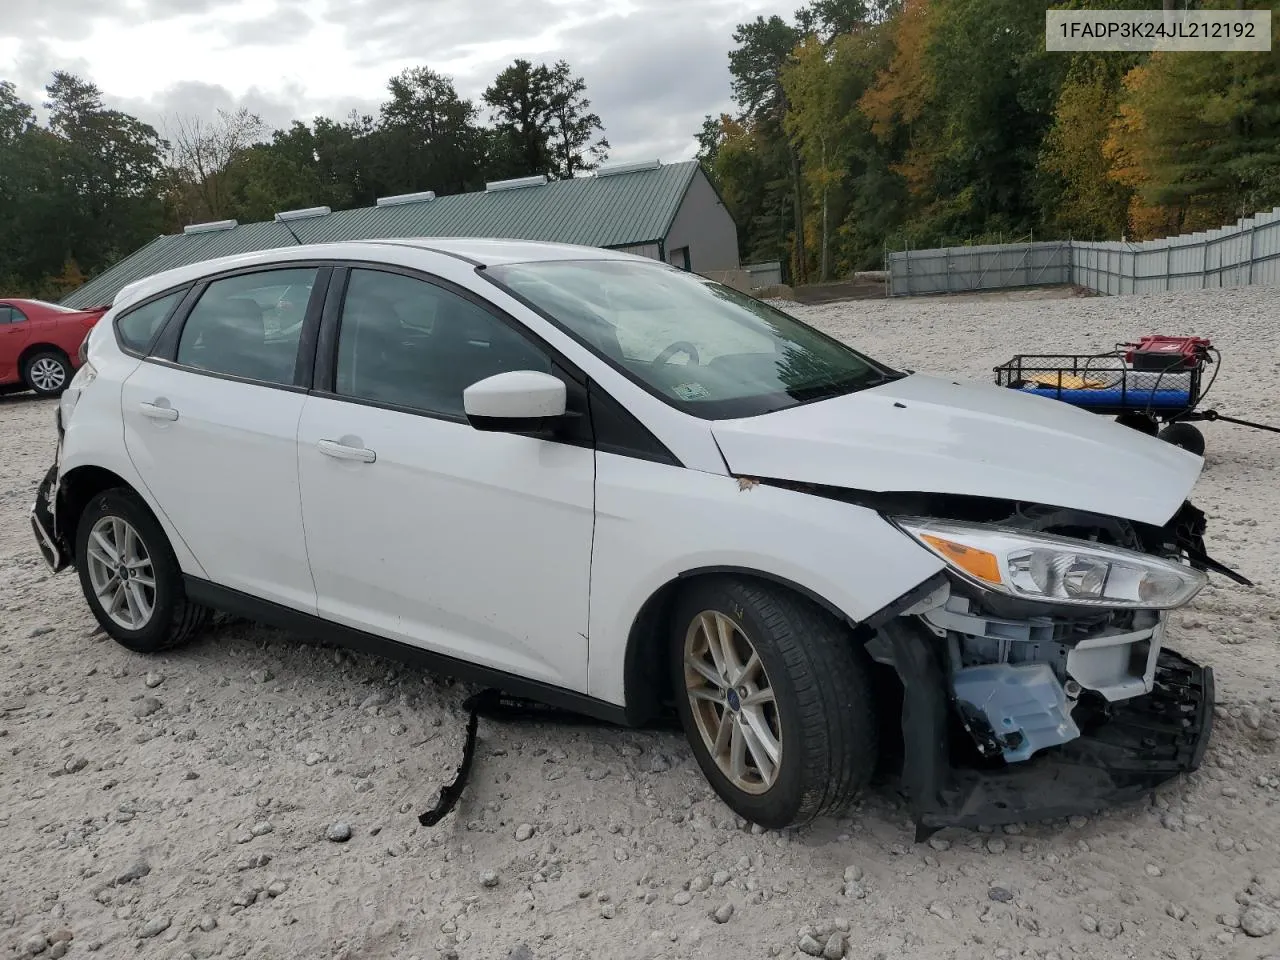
[
  {"left": 75, "top": 487, "right": 208, "bottom": 653},
  {"left": 670, "top": 577, "right": 879, "bottom": 828}
]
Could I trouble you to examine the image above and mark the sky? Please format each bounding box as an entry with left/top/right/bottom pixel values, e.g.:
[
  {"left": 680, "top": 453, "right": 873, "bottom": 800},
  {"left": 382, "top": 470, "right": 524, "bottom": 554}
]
[{"left": 0, "top": 0, "right": 785, "bottom": 166}]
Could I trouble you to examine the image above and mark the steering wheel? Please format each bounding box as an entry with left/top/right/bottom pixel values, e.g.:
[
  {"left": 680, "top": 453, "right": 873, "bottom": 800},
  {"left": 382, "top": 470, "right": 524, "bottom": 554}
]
[{"left": 653, "top": 341, "right": 700, "bottom": 366}]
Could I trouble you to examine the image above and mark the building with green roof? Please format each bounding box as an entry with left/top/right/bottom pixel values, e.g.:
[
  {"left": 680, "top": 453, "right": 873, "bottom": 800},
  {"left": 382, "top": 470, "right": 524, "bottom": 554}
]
[{"left": 60, "top": 158, "right": 740, "bottom": 309}]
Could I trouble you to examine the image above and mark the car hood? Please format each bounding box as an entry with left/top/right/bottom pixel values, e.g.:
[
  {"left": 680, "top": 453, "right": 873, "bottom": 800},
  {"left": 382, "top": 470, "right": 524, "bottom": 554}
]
[{"left": 710, "top": 373, "right": 1204, "bottom": 527}]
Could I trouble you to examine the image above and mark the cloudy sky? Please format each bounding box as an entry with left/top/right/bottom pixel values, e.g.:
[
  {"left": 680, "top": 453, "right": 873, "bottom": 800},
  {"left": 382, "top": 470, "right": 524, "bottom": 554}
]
[{"left": 0, "top": 0, "right": 784, "bottom": 164}]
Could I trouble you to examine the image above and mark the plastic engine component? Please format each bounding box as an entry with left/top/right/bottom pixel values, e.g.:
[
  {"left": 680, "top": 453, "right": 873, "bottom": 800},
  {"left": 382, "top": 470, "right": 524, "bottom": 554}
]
[{"left": 951, "top": 662, "right": 1081, "bottom": 763}]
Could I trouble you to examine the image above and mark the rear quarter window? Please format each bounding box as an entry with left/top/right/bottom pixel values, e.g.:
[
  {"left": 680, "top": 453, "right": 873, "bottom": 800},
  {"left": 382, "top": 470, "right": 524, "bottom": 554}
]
[{"left": 115, "top": 289, "right": 188, "bottom": 355}]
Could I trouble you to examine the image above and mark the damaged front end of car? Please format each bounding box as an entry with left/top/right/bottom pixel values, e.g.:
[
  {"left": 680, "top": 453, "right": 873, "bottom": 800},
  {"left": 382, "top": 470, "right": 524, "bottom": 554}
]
[
  {"left": 874, "top": 496, "right": 1250, "bottom": 838},
  {"left": 763, "top": 478, "right": 1250, "bottom": 837}
]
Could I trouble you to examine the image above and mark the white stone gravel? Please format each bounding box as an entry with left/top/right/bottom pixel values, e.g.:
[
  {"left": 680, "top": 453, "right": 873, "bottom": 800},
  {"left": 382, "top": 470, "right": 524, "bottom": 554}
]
[{"left": 1, "top": 283, "right": 1279, "bottom": 959}]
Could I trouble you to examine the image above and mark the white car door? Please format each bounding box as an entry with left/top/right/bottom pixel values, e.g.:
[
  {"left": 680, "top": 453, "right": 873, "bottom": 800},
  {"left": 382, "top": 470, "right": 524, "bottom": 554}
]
[
  {"left": 120, "top": 265, "right": 326, "bottom": 612},
  {"left": 295, "top": 265, "right": 595, "bottom": 690}
]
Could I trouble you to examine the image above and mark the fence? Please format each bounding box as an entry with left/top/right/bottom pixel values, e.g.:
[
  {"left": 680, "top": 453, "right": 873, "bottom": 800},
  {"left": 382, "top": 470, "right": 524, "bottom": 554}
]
[
  {"left": 886, "top": 206, "right": 1280, "bottom": 297},
  {"left": 887, "top": 241, "right": 1071, "bottom": 296},
  {"left": 743, "top": 260, "right": 784, "bottom": 288}
]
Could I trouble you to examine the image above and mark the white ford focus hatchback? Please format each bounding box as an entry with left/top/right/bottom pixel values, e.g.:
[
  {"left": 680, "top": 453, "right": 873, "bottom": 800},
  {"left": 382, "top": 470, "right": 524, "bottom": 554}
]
[{"left": 31, "top": 238, "right": 1241, "bottom": 834}]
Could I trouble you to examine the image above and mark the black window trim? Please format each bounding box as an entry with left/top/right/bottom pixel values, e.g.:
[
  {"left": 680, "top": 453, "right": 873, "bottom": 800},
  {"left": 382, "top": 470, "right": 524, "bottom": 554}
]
[
  {"left": 311, "top": 261, "right": 680, "bottom": 465},
  {"left": 143, "top": 262, "right": 334, "bottom": 394},
  {"left": 312, "top": 262, "right": 590, "bottom": 430},
  {"left": 118, "top": 254, "right": 681, "bottom": 466}
]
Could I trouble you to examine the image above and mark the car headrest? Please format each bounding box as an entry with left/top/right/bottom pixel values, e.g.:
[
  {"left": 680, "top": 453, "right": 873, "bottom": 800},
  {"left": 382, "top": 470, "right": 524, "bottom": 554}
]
[{"left": 220, "top": 298, "right": 265, "bottom": 335}]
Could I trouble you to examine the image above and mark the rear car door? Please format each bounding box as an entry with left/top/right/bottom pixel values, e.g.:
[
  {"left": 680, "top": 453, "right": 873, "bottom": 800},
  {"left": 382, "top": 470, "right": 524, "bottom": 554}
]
[
  {"left": 0, "top": 304, "right": 32, "bottom": 383},
  {"left": 295, "top": 265, "right": 595, "bottom": 690},
  {"left": 120, "top": 265, "right": 329, "bottom": 612}
]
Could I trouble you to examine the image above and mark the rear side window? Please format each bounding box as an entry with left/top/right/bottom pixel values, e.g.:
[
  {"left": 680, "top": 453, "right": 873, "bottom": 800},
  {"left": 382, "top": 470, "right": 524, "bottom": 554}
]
[
  {"left": 116, "top": 290, "right": 187, "bottom": 354},
  {"left": 0, "top": 305, "right": 27, "bottom": 323},
  {"left": 175, "top": 268, "right": 318, "bottom": 385}
]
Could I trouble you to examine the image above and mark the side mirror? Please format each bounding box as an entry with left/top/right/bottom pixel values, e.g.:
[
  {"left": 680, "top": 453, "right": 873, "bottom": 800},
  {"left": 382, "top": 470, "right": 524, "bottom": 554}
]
[{"left": 463, "top": 370, "right": 568, "bottom": 435}]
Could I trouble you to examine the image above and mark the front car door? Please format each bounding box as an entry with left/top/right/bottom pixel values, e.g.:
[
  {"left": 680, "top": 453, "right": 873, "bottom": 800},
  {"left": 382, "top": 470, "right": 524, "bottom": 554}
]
[
  {"left": 295, "top": 263, "right": 596, "bottom": 690},
  {"left": 119, "top": 265, "right": 328, "bottom": 612}
]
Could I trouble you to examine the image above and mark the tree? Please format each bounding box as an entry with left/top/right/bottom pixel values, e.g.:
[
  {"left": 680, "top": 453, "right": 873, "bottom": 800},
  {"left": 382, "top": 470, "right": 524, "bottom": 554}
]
[
  {"left": 728, "top": 14, "right": 808, "bottom": 279},
  {"left": 1104, "top": 2, "right": 1280, "bottom": 237},
  {"left": 0, "top": 80, "right": 35, "bottom": 142},
  {"left": 164, "top": 107, "right": 265, "bottom": 222},
  {"left": 42, "top": 72, "right": 168, "bottom": 275},
  {"left": 376, "top": 66, "right": 487, "bottom": 195},
  {"left": 1038, "top": 60, "right": 1133, "bottom": 240},
  {"left": 483, "top": 59, "right": 555, "bottom": 178},
  {"left": 544, "top": 60, "right": 609, "bottom": 178}
]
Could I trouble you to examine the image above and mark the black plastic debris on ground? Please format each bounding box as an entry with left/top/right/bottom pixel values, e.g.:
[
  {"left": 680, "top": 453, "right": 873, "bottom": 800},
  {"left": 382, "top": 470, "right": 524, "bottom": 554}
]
[{"left": 417, "top": 689, "right": 613, "bottom": 826}]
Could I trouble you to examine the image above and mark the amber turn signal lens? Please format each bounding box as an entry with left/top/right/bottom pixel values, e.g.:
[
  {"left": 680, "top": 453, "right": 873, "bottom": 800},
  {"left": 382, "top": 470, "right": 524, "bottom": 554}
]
[{"left": 920, "top": 534, "right": 1003, "bottom": 584}]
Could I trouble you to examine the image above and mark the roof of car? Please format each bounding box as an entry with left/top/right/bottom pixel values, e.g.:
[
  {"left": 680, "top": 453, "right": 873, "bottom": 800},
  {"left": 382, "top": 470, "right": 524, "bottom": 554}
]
[{"left": 106, "top": 237, "right": 655, "bottom": 314}]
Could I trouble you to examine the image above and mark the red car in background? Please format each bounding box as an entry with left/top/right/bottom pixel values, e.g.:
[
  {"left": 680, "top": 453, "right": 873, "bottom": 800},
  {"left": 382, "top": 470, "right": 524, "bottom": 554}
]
[{"left": 0, "top": 298, "right": 110, "bottom": 397}]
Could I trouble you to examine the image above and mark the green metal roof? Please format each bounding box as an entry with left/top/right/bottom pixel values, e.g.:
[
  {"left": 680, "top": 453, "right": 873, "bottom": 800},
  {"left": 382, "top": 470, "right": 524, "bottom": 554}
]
[{"left": 61, "top": 160, "right": 701, "bottom": 309}]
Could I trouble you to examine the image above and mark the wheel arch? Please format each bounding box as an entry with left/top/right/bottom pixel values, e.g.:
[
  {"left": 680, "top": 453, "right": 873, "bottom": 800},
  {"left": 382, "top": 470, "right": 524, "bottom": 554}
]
[
  {"left": 620, "top": 565, "right": 879, "bottom": 727},
  {"left": 55, "top": 463, "right": 208, "bottom": 580},
  {"left": 56, "top": 465, "right": 146, "bottom": 562},
  {"left": 620, "top": 565, "right": 949, "bottom": 727},
  {"left": 19, "top": 342, "right": 71, "bottom": 370}
]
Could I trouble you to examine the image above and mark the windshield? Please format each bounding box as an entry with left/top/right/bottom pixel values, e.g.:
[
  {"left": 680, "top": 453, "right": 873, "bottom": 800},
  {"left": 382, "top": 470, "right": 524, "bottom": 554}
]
[{"left": 484, "top": 259, "right": 899, "bottom": 418}]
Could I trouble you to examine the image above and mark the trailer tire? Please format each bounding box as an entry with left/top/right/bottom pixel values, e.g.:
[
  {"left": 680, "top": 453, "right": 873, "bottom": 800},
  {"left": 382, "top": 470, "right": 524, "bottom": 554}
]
[
  {"left": 1116, "top": 412, "right": 1158, "bottom": 436},
  {"left": 1159, "top": 422, "right": 1205, "bottom": 457}
]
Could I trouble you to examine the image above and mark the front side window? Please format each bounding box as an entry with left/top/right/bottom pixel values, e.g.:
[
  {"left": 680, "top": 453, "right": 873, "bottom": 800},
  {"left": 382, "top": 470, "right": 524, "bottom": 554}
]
[
  {"left": 333, "top": 268, "right": 552, "bottom": 418},
  {"left": 115, "top": 289, "right": 187, "bottom": 354},
  {"left": 176, "top": 268, "right": 318, "bottom": 384},
  {"left": 486, "top": 259, "right": 899, "bottom": 419}
]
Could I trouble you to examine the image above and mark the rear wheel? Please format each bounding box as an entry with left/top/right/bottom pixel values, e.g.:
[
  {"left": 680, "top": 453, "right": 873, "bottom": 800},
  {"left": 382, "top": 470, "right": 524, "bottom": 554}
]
[
  {"left": 1159, "top": 421, "right": 1206, "bottom": 456},
  {"left": 22, "top": 350, "right": 71, "bottom": 396},
  {"left": 75, "top": 487, "right": 208, "bottom": 653},
  {"left": 670, "top": 577, "right": 878, "bottom": 828}
]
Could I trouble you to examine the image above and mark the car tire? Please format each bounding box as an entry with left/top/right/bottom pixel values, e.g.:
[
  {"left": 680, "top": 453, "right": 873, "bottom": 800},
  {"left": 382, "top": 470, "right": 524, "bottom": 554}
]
[
  {"left": 669, "top": 577, "right": 878, "bottom": 829},
  {"left": 22, "top": 350, "right": 72, "bottom": 396},
  {"left": 74, "top": 487, "right": 208, "bottom": 653},
  {"left": 1158, "top": 422, "right": 1206, "bottom": 457}
]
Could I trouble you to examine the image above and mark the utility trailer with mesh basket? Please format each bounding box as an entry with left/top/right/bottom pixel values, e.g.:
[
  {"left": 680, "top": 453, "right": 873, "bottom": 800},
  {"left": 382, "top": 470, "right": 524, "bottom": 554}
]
[{"left": 993, "top": 335, "right": 1279, "bottom": 457}]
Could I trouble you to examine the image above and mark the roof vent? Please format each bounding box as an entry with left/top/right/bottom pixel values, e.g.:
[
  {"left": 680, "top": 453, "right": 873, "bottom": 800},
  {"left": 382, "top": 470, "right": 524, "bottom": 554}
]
[
  {"left": 376, "top": 190, "right": 437, "bottom": 207},
  {"left": 595, "top": 159, "right": 662, "bottom": 177},
  {"left": 183, "top": 219, "right": 238, "bottom": 235},
  {"left": 274, "top": 205, "right": 331, "bottom": 222},
  {"left": 485, "top": 174, "right": 547, "bottom": 193}
]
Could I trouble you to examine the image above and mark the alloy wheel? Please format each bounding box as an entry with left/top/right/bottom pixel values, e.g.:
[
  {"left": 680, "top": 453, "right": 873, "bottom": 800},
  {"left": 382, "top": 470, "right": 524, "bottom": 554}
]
[
  {"left": 683, "top": 609, "right": 783, "bottom": 794},
  {"left": 29, "top": 357, "right": 67, "bottom": 392},
  {"left": 84, "top": 516, "right": 157, "bottom": 631}
]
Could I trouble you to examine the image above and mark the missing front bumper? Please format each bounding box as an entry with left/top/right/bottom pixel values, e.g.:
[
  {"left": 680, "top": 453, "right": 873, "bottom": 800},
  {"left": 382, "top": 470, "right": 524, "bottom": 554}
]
[{"left": 867, "top": 621, "right": 1213, "bottom": 838}]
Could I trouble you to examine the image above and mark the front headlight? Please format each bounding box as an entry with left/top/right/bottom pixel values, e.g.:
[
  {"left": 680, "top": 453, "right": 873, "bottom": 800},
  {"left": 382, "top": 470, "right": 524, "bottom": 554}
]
[{"left": 893, "top": 517, "right": 1206, "bottom": 610}]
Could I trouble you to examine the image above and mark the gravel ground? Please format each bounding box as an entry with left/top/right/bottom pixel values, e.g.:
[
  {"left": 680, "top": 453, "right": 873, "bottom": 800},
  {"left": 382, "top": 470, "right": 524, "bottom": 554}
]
[{"left": 2, "top": 283, "right": 1279, "bottom": 960}]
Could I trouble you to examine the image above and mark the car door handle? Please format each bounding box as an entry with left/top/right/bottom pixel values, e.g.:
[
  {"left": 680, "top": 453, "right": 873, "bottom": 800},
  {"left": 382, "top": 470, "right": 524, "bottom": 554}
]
[
  {"left": 138, "top": 401, "right": 179, "bottom": 421},
  {"left": 317, "top": 439, "right": 376, "bottom": 463}
]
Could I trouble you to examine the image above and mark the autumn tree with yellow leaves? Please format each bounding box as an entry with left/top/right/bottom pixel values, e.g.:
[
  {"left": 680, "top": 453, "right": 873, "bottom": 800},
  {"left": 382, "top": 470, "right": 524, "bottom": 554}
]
[{"left": 700, "top": 0, "right": 1280, "bottom": 278}]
